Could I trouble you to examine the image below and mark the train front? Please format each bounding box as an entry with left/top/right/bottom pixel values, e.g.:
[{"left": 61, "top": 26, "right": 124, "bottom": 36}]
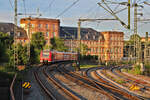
[{"left": 40, "top": 50, "right": 52, "bottom": 64}]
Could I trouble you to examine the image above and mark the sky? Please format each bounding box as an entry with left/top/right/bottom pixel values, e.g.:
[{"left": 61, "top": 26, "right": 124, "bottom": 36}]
[{"left": 1, "top": 0, "right": 150, "bottom": 39}]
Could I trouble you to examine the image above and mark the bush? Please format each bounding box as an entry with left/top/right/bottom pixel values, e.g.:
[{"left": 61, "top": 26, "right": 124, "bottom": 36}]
[{"left": 127, "top": 65, "right": 142, "bottom": 75}]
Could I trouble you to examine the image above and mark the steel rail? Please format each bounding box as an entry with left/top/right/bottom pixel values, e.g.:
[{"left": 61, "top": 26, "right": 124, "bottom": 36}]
[
  {"left": 58, "top": 64, "right": 116, "bottom": 100},
  {"left": 43, "top": 67, "right": 80, "bottom": 100},
  {"left": 34, "top": 71, "right": 56, "bottom": 100},
  {"left": 10, "top": 73, "right": 17, "bottom": 100},
  {"left": 93, "top": 71, "right": 140, "bottom": 100}
]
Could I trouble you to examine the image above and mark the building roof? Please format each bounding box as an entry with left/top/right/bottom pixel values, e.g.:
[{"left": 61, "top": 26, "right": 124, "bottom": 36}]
[
  {"left": 0, "top": 22, "right": 27, "bottom": 39},
  {"left": 60, "top": 26, "right": 104, "bottom": 41},
  {"left": 101, "top": 31, "right": 124, "bottom": 35},
  {"left": 20, "top": 17, "right": 60, "bottom": 23}
]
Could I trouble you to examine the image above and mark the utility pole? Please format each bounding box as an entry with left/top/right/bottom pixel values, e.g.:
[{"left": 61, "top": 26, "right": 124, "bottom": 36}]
[
  {"left": 134, "top": 3, "right": 137, "bottom": 64},
  {"left": 145, "top": 32, "right": 148, "bottom": 63},
  {"left": 98, "top": 36, "right": 101, "bottom": 65},
  {"left": 14, "top": 0, "right": 18, "bottom": 67},
  {"left": 128, "top": 0, "right": 130, "bottom": 29},
  {"left": 77, "top": 21, "right": 81, "bottom": 70},
  {"left": 27, "top": 17, "right": 31, "bottom": 63},
  {"left": 134, "top": 3, "right": 143, "bottom": 64}
]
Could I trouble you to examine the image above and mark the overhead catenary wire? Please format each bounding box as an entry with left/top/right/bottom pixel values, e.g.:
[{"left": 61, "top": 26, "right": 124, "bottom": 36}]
[
  {"left": 22, "top": 0, "right": 27, "bottom": 17},
  {"left": 43, "top": 0, "right": 55, "bottom": 15},
  {"left": 56, "top": 0, "right": 80, "bottom": 18},
  {"left": 8, "top": 0, "right": 14, "bottom": 9}
]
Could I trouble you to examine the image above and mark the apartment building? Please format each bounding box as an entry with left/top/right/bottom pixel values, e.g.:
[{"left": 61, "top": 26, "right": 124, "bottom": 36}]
[
  {"left": 101, "top": 31, "right": 124, "bottom": 61},
  {"left": 60, "top": 26, "right": 124, "bottom": 62},
  {"left": 20, "top": 17, "right": 60, "bottom": 44},
  {"left": 0, "top": 22, "right": 28, "bottom": 44}
]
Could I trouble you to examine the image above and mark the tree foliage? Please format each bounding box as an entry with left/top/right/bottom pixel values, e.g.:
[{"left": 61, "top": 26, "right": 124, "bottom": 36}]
[
  {"left": 50, "top": 37, "right": 68, "bottom": 52},
  {"left": 30, "top": 32, "right": 46, "bottom": 63},
  {"left": 80, "top": 44, "right": 89, "bottom": 55},
  {"left": 0, "top": 32, "right": 13, "bottom": 62},
  {"left": 31, "top": 32, "right": 46, "bottom": 49},
  {"left": 73, "top": 43, "right": 89, "bottom": 55},
  {"left": 9, "top": 44, "right": 28, "bottom": 65}
]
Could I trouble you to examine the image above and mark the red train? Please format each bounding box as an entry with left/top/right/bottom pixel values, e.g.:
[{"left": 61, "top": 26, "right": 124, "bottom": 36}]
[{"left": 40, "top": 50, "right": 78, "bottom": 64}]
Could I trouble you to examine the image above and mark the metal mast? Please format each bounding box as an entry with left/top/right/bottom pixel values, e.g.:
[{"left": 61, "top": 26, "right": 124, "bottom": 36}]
[
  {"left": 128, "top": 0, "right": 130, "bottom": 29},
  {"left": 134, "top": 3, "right": 137, "bottom": 63},
  {"left": 14, "top": 0, "right": 18, "bottom": 67}
]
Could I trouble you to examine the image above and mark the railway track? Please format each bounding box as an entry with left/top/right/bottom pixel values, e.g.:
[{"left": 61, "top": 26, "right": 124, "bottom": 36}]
[
  {"left": 110, "top": 66, "right": 150, "bottom": 98},
  {"left": 34, "top": 71, "right": 56, "bottom": 100},
  {"left": 43, "top": 65, "right": 81, "bottom": 100},
  {"left": 57, "top": 63, "right": 116, "bottom": 100},
  {"left": 111, "top": 66, "right": 150, "bottom": 88},
  {"left": 34, "top": 64, "right": 81, "bottom": 100},
  {"left": 85, "top": 67, "right": 142, "bottom": 100},
  {"left": 34, "top": 62, "right": 148, "bottom": 100}
]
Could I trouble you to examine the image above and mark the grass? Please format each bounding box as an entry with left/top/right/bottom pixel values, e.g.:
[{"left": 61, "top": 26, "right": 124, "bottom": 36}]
[
  {"left": 103, "top": 71, "right": 126, "bottom": 84},
  {"left": 145, "top": 64, "right": 150, "bottom": 69},
  {"left": 122, "top": 65, "right": 142, "bottom": 75},
  {"left": 80, "top": 64, "right": 99, "bottom": 68}
]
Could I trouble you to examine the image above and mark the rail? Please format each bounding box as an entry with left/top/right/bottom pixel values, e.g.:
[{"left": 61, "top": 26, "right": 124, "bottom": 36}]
[
  {"left": 10, "top": 73, "right": 17, "bottom": 100},
  {"left": 43, "top": 67, "right": 80, "bottom": 100},
  {"left": 34, "top": 71, "right": 56, "bottom": 100}
]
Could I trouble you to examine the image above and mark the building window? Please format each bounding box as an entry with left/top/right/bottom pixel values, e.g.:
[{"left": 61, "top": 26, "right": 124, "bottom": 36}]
[
  {"left": 53, "top": 24, "right": 55, "bottom": 31},
  {"left": 102, "top": 48, "right": 104, "bottom": 53},
  {"left": 110, "top": 48, "right": 112, "bottom": 53},
  {"left": 31, "top": 24, "right": 35, "bottom": 28},
  {"left": 53, "top": 32, "right": 56, "bottom": 37},
  {"left": 38, "top": 24, "right": 42, "bottom": 28},
  {"left": 46, "top": 24, "right": 48, "bottom": 29},
  {"left": 119, "top": 48, "right": 121, "bottom": 53},
  {"left": 1, "top": 27, "right": 4, "bottom": 31},
  {"left": 18, "top": 32, "right": 21, "bottom": 37},
  {"left": 96, "top": 48, "right": 98, "bottom": 53},
  {"left": 46, "top": 32, "right": 49, "bottom": 37},
  {"left": 110, "top": 37, "right": 112, "bottom": 40}
]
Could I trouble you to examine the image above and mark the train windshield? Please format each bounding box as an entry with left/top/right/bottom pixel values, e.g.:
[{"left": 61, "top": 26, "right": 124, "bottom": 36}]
[{"left": 43, "top": 51, "right": 50, "bottom": 58}]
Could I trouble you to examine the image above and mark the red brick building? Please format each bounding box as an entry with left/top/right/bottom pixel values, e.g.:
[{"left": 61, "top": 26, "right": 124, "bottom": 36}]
[
  {"left": 60, "top": 27, "right": 124, "bottom": 62},
  {"left": 19, "top": 18, "right": 124, "bottom": 62},
  {"left": 101, "top": 31, "right": 124, "bottom": 61},
  {"left": 20, "top": 18, "right": 60, "bottom": 44}
]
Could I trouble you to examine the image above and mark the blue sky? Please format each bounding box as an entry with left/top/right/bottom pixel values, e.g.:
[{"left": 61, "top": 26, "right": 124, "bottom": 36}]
[{"left": 1, "top": 0, "right": 150, "bottom": 38}]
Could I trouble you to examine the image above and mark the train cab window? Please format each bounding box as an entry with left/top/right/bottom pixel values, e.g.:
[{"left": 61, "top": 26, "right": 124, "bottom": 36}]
[{"left": 43, "top": 51, "right": 49, "bottom": 58}]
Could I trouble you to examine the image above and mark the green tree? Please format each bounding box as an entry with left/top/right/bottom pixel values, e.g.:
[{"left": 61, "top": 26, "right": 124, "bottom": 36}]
[
  {"left": 50, "top": 37, "right": 68, "bottom": 52},
  {"left": 0, "top": 32, "right": 13, "bottom": 62},
  {"left": 30, "top": 32, "right": 46, "bottom": 63},
  {"left": 73, "top": 43, "right": 89, "bottom": 55},
  {"left": 31, "top": 32, "right": 46, "bottom": 49},
  {"left": 80, "top": 44, "right": 89, "bottom": 55},
  {"left": 8, "top": 43, "right": 29, "bottom": 66}
]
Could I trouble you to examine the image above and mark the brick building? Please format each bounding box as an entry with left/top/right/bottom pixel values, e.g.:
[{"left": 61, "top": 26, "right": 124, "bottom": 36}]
[
  {"left": 101, "top": 31, "right": 124, "bottom": 61},
  {"left": 60, "top": 26, "right": 124, "bottom": 62},
  {"left": 141, "top": 37, "right": 150, "bottom": 42},
  {"left": 20, "top": 18, "right": 60, "bottom": 44},
  {"left": 18, "top": 18, "right": 124, "bottom": 62}
]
